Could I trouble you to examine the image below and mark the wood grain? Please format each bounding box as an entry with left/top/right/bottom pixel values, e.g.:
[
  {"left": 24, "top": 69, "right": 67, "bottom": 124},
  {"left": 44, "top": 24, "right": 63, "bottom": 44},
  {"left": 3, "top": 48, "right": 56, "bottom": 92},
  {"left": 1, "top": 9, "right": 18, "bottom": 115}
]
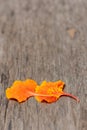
[{"left": 0, "top": 0, "right": 87, "bottom": 130}]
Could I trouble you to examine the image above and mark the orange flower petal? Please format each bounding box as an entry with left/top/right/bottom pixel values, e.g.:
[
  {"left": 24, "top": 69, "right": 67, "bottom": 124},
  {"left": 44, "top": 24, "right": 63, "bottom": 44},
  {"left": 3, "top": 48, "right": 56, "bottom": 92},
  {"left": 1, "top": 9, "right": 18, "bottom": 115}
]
[
  {"left": 35, "top": 80, "right": 79, "bottom": 103},
  {"left": 6, "top": 79, "right": 37, "bottom": 102}
]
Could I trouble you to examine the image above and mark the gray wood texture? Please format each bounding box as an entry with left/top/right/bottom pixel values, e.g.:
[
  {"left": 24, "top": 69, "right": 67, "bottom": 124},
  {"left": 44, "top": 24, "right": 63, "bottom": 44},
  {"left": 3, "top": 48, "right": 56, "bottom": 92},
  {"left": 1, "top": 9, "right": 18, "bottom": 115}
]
[{"left": 0, "top": 0, "right": 87, "bottom": 130}]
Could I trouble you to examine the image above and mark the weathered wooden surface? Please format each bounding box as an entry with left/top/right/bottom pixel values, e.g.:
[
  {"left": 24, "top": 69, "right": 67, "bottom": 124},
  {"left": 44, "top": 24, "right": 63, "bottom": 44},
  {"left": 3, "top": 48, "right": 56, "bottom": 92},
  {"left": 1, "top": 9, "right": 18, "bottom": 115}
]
[{"left": 0, "top": 0, "right": 87, "bottom": 130}]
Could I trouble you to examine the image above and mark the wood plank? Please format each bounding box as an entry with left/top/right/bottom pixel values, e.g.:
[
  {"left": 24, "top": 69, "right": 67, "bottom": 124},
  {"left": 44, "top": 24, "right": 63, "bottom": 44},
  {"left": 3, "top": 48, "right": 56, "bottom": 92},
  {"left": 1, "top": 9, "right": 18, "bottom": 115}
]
[{"left": 0, "top": 0, "right": 87, "bottom": 130}]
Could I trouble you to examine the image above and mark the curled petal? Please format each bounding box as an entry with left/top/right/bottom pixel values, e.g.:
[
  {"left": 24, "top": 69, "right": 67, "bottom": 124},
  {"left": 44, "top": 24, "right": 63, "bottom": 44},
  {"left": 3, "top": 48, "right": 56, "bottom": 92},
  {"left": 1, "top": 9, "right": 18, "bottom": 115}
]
[{"left": 35, "top": 80, "right": 79, "bottom": 103}]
